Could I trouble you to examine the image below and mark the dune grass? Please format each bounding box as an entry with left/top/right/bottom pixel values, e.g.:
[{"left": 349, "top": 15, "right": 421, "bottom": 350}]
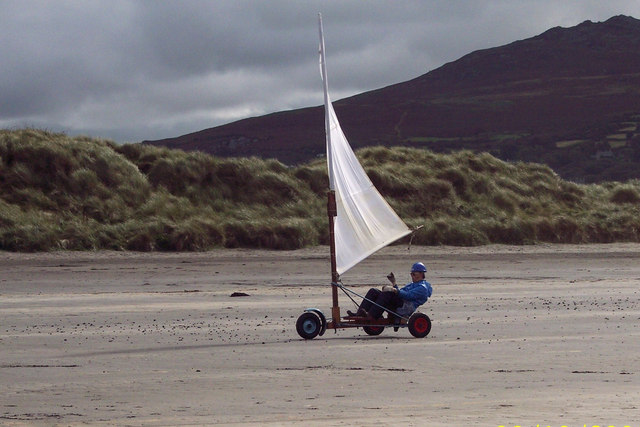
[{"left": 1, "top": 128, "right": 640, "bottom": 251}]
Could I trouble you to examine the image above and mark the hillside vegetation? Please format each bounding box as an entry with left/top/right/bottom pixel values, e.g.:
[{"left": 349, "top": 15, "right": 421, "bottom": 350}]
[{"left": 1, "top": 129, "right": 640, "bottom": 251}]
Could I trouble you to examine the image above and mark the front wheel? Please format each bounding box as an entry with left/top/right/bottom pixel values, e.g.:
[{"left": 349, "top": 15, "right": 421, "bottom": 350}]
[
  {"left": 296, "top": 312, "right": 321, "bottom": 339},
  {"left": 408, "top": 313, "right": 431, "bottom": 338},
  {"left": 363, "top": 325, "right": 384, "bottom": 336}
]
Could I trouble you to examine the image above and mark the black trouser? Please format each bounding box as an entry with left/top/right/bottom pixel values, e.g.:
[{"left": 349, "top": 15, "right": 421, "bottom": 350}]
[{"left": 360, "top": 288, "right": 403, "bottom": 319}]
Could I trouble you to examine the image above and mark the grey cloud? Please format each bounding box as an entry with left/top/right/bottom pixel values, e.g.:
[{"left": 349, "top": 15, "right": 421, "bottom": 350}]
[{"left": 1, "top": 0, "right": 640, "bottom": 143}]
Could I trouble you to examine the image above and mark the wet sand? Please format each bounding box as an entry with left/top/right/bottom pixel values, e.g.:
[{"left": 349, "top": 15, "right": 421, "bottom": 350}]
[{"left": 1, "top": 244, "right": 639, "bottom": 426}]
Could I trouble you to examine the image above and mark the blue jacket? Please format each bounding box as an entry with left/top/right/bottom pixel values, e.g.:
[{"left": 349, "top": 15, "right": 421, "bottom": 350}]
[{"left": 396, "top": 280, "right": 432, "bottom": 315}]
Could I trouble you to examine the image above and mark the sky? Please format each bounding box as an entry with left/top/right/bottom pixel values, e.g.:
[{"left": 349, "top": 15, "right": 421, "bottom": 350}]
[{"left": 2, "top": 1, "right": 640, "bottom": 144}]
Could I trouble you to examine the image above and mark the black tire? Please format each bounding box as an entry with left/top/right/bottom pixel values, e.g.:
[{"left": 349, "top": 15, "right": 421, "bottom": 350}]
[
  {"left": 362, "top": 325, "right": 384, "bottom": 336},
  {"left": 296, "top": 312, "right": 321, "bottom": 339},
  {"left": 408, "top": 313, "right": 431, "bottom": 338}
]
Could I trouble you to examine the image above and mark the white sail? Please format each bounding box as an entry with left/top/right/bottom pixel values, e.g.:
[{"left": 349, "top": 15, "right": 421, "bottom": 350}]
[{"left": 319, "top": 14, "right": 411, "bottom": 275}]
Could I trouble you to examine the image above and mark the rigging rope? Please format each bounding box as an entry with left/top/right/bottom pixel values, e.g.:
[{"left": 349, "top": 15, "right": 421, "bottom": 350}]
[{"left": 332, "top": 281, "right": 410, "bottom": 321}]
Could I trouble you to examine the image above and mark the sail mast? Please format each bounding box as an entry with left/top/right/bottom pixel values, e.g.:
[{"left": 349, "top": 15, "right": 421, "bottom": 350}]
[
  {"left": 318, "top": 13, "right": 341, "bottom": 323},
  {"left": 318, "top": 13, "right": 335, "bottom": 191}
]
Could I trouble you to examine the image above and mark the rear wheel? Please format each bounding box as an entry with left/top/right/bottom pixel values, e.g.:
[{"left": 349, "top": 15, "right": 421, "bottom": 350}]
[
  {"left": 408, "top": 313, "right": 431, "bottom": 338},
  {"left": 363, "top": 325, "right": 384, "bottom": 336},
  {"left": 296, "top": 312, "right": 321, "bottom": 339}
]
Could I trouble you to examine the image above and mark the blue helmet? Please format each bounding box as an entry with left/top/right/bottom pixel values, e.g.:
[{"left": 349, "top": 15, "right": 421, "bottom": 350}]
[{"left": 411, "top": 262, "right": 427, "bottom": 273}]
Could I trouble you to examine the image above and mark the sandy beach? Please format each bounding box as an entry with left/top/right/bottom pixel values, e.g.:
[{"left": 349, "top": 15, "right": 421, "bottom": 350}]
[{"left": 1, "top": 244, "right": 639, "bottom": 426}]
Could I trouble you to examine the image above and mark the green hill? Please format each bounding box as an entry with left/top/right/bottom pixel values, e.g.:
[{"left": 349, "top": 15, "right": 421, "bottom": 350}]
[{"left": 1, "top": 129, "right": 640, "bottom": 251}]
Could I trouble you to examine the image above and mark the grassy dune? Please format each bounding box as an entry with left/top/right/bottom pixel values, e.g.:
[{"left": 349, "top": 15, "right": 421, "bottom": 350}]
[{"left": 1, "top": 128, "right": 640, "bottom": 251}]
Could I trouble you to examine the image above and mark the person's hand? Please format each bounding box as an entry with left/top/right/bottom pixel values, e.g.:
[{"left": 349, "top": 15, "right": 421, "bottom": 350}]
[{"left": 386, "top": 272, "right": 396, "bottom": 285}]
